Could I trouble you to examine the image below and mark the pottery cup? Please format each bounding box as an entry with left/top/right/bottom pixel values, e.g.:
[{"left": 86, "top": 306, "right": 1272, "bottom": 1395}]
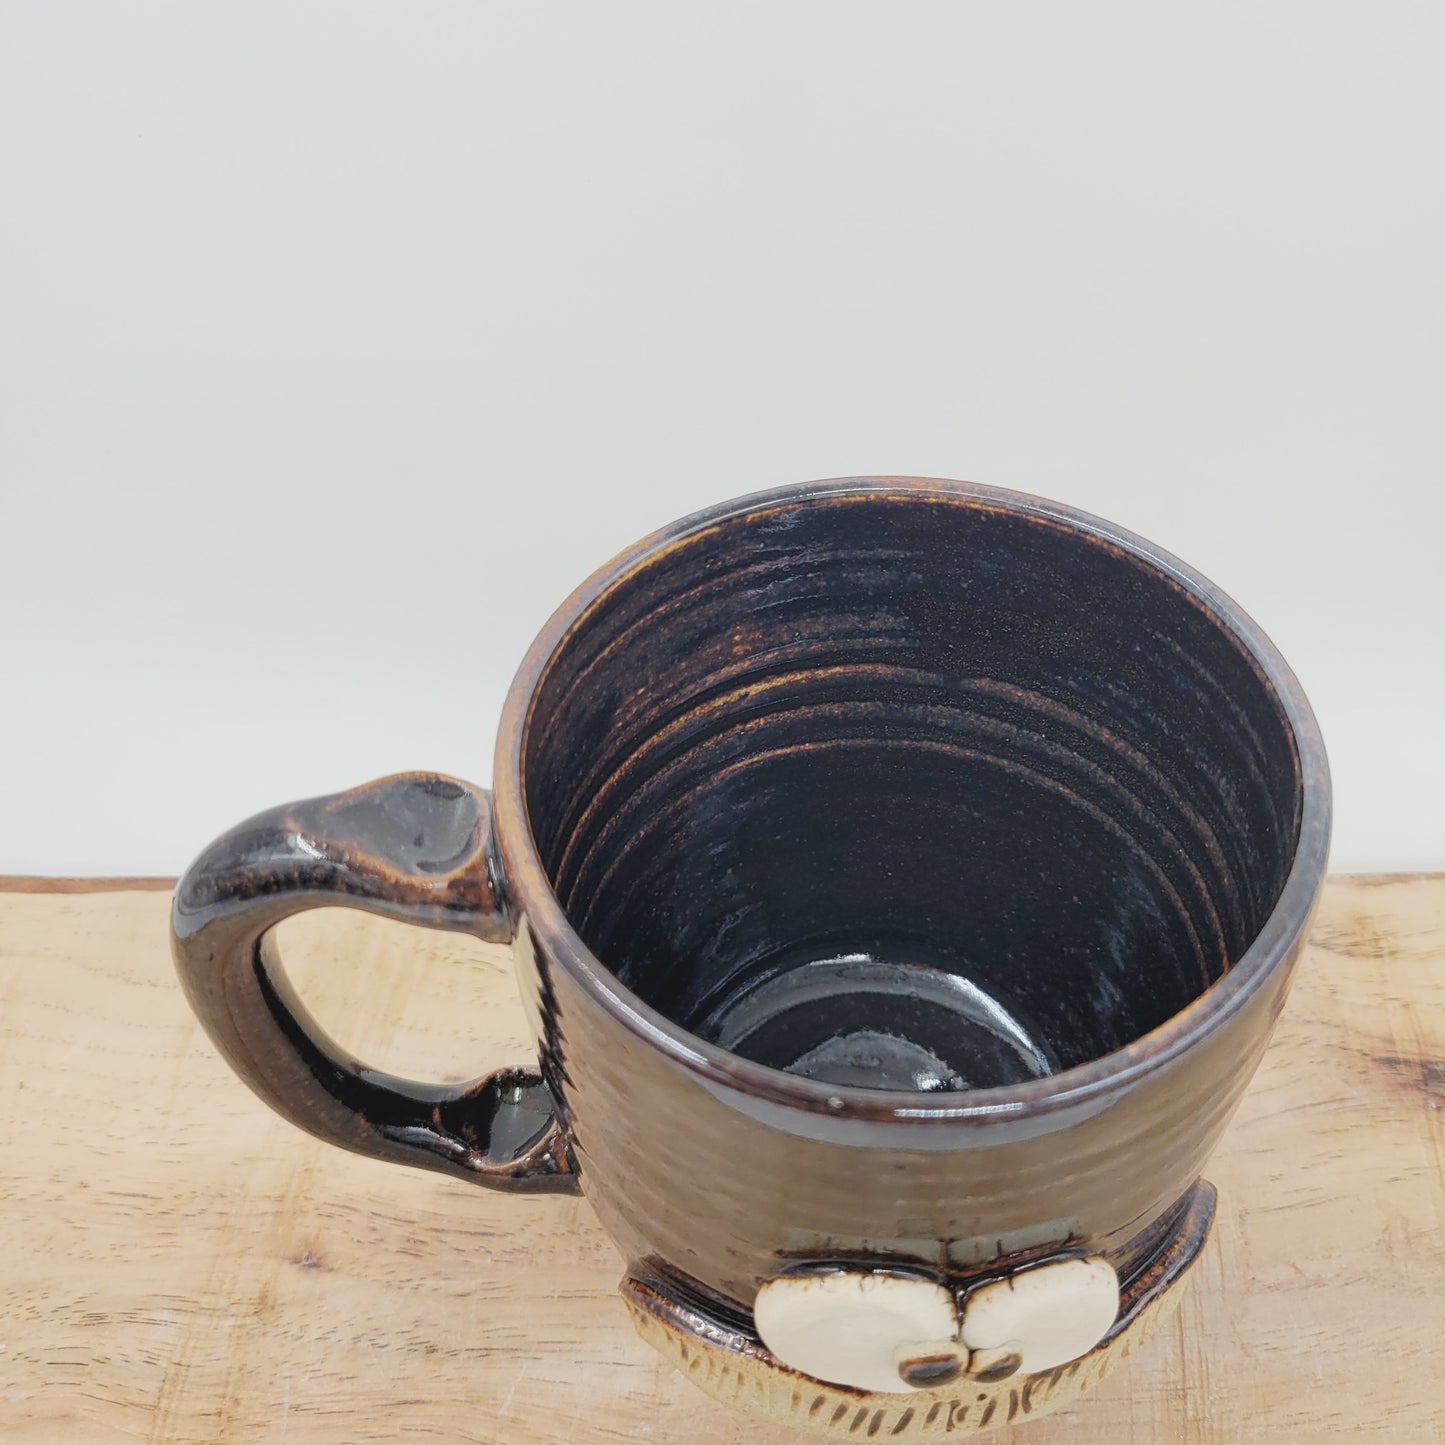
[{"left": 173, "top": 479, "right": 1330, "bottom": 1437}]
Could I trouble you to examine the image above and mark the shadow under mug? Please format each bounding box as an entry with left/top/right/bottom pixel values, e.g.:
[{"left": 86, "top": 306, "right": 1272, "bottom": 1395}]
[{"left": 173, "top": 479, "right": 1329, "bottom": 1430}]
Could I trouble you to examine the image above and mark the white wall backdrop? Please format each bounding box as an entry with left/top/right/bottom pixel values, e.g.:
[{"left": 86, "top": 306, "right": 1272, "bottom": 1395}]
[{"left": 2, "top": 2, "right": 1441, "bottom": 874}]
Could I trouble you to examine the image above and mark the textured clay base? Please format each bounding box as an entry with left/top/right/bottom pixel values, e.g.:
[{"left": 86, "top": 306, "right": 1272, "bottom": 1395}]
[{"left": 623, "top": 1180, "right": 1216, "bottom": 1441}]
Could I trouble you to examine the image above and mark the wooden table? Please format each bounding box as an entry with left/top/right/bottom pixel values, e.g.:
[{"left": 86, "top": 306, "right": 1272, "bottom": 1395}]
[{"left": 2, "top": 876, "right": 1442, "bottom": 1443}]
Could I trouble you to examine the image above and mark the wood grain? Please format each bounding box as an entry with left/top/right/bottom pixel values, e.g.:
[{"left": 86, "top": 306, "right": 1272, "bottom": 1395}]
[
  {"left": 0, "top": 876, "right": 175, "bottom": 893},
  {"left": 1, "top": 878, "right": 1441, "bottom": 1443}
]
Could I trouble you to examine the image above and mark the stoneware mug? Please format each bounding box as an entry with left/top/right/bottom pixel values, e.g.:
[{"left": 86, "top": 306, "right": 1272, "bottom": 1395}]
[{"left": 172, "top": 478, "right": 1330, "bottom": 1439}]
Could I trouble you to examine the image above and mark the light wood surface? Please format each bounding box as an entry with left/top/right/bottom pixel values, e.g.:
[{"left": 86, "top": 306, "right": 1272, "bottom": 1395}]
[{"left": 1, "top": 877, "right": 1442, "bottom": 1443}]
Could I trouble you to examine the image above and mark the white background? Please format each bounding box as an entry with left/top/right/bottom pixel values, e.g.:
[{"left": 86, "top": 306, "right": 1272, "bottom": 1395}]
[{"left": 2, "top": 2, "right": 1441, "bottom": 875}]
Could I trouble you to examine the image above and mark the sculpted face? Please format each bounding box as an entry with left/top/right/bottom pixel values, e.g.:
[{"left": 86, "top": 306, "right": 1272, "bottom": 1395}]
[{"left": 753, "top": 1255, "right": 1121, "bottom": 1393}]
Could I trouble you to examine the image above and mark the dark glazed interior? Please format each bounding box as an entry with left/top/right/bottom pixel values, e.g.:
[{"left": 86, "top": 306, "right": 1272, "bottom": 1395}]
[{"left": 522, "top": 492, "right": 1303, "bottom": 1092}]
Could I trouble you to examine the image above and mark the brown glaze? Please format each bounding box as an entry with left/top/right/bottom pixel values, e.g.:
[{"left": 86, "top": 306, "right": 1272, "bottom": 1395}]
[
  {"left": 171, "top": 773, "right": 576, "bottom": 1191},
  {"left": 171, "top": 479, "right": 1329, "bottom": 1398}
]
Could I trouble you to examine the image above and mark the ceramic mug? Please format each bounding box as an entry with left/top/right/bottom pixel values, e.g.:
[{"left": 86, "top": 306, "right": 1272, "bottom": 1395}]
[{"left": 172, "top": 478, "right": 1330, "bottom": 1438}]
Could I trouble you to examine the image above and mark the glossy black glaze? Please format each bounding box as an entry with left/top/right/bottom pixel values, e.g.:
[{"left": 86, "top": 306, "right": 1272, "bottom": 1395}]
[
  {"left": 523, "top": 494, "right": 1300, "bottom": 1089},
  {"left": 171, "top": 774, "right": 576, "bottom": 1192}
]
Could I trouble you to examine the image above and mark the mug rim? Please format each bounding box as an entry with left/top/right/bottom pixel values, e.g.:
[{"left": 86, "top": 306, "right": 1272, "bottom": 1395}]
[{"left": 492, "top": 477, "right": 1332, "bottom": 1123}]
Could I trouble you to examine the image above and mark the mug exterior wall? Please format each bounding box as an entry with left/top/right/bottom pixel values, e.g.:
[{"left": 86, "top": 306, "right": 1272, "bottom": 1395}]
[{"left": 501, "top": 885, "right": 1313, "bottom": 1309}]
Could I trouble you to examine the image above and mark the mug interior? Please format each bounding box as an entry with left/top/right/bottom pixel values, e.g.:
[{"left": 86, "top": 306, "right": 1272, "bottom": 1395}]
[{"left": 521, "top": 490, "right": 1303, "bottom": 1093}]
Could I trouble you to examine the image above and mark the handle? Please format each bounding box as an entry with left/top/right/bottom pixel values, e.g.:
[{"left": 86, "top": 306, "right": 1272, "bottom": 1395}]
[{"left": 171, "top": 772, "right": 577, "bottom": 1193}]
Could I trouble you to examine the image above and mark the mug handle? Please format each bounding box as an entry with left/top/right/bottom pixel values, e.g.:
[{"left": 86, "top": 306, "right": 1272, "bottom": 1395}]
[{"left": 171, "top": 772, "right": 577, "bottom": 1194}]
